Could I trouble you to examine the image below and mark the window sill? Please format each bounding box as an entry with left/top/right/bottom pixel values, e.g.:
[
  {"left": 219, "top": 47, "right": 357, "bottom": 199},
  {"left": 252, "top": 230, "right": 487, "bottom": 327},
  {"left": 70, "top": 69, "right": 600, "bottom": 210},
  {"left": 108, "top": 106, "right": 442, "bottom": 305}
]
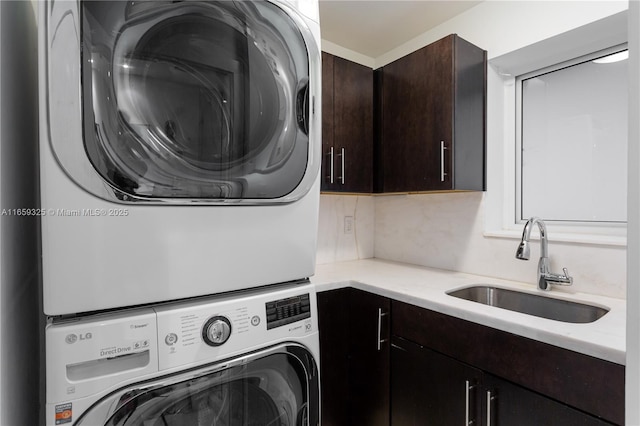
[{"left": 484, "top": 227, "right": 627, "bottom": 247}]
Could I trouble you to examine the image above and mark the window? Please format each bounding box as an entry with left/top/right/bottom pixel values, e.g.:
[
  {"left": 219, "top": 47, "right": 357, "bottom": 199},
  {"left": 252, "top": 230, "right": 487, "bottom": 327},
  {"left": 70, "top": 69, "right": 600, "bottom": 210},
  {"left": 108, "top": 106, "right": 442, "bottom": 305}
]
[{"left": 516, "top": 46, "right": 628, "bottom": 225}]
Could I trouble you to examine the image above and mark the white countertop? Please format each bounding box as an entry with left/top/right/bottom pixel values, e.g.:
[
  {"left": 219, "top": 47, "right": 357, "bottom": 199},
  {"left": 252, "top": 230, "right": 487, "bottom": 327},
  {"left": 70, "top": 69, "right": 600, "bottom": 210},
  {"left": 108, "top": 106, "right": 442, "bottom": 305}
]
[{"left": 311, "top": 259, "right": 626, "bottom": 365}]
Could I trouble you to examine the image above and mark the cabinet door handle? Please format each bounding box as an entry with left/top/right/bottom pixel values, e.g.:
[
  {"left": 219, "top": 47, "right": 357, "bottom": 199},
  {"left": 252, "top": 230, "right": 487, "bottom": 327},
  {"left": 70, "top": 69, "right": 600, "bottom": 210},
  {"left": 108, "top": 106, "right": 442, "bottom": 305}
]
[
  {"left": 377, "top": 308, "right": 388, "bottom": 351},
  {"left": 440, "top": 141, "right": 447, "bottom": 182},
  {"left": 327, "top": 147, "right": 334, "bottom": 184},
  {"left": 486, "top": 390, "right": 496, "bottom": 426},
  {"left": 390, "top": 343, "right": 405, "bottom": 351},
  {"left": 465, "top": 380, "right": 475, "bottom": 425},
  {"left": 336, "top": 147, "right": 345, "bottom": 185},
  {"left": 342, "top": 148, "right": 346, "bottom": 185}
]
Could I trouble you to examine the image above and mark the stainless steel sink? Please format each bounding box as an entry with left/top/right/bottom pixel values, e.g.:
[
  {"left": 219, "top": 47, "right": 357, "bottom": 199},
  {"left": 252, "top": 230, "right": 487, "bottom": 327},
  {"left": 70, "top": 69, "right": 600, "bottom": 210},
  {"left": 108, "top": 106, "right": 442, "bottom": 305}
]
[{"left": 447, "top": 285, "right": 609, "bottom": 323}]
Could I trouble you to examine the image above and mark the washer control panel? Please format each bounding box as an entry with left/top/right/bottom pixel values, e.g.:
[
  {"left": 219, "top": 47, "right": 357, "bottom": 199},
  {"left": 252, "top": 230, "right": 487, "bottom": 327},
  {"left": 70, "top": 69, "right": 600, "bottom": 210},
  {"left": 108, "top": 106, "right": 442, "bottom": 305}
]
[
  {"left": 155, "top": 282, "right": 317, "bottom": 371},
  {"left": 266, "top": 293, "right": 311, "bottom": 330}
]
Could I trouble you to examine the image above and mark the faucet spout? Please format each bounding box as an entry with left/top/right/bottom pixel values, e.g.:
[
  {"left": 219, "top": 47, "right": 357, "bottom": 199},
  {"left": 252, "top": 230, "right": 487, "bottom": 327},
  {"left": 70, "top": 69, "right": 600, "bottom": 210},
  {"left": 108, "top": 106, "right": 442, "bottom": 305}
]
[
  {"left": 515, "top": 217, "right": 547, "bottom": 260},
  {"left": 515, "top": 217, "right": 572, "bottom": 290}
]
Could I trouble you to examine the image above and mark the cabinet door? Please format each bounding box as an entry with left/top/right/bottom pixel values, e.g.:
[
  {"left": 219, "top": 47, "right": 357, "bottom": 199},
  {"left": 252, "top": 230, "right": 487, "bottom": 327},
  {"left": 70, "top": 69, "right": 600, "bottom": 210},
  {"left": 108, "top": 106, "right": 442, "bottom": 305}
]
[
  {"left": 391, "top": 337, "right": 482, "bottom": 426},
  {"left": 378, "top": 34, "right": 486, "bottom": 193},
  {"left": 317, "top": 288, "right": 350, "bottom": 426},
  {"left": 333, "top": 57, "right": 373, "bottom": 192},
  {"left": 321, "top": 52, "right": 335, "bottom": 191},
  {"left": 347, "top": 289, "right": 390, "bottom": 426},
  {"left": 321, "top": 52, "right": 373, "bottom": 193},
  {"left": 317, "top": 288, "right": 390, "bottom": 426},
  {"left": 381, "top": 36, "right": 453, "bottom": 192},
  {"left": 483, "top": 374, "right": 613, "bottom": 426}
]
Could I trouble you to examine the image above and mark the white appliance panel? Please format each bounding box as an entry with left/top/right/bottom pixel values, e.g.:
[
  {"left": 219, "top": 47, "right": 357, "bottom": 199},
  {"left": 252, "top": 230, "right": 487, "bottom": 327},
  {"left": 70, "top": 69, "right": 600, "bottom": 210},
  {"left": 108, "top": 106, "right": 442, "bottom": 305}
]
[
  {"left": 46, "top": 309, "right": 159, "bottom": 405},
  {"left": 45, "top": 283, "right": 320, "bottom": 426},
  {"left": 155, "top": 284, "right": 318, "bottom": 370},
  {"left": 40, "top": 144, "right": 319, "bottom": 314},
  {"left": 39, "top": 0, "right": 322, "bottom": 315}
]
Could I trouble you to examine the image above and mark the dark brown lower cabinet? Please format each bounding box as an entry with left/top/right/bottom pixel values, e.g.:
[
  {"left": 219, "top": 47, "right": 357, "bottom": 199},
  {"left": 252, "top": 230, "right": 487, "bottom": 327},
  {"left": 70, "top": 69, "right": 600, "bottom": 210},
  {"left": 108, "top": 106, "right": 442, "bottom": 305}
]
[
  {"left": 392, "top": 300, "right": 624, "bottom": 425},
  {"left": 391, "top": 337, "right": 482, "bottom": 425},
  {"left": 318, "top": 291, "right": 623, "bottom": 426},
  {"left": 483, "top": 374, "right": 612, "bottom": 426},
  {"left": 318, "top": 288, "right": 390, "bottom": 426},
  {"left": 317, "top": 288, "right": 350, "bottom": 426},
  {"left": 392, "top": 337, "right": 613, "bottom": 426}
]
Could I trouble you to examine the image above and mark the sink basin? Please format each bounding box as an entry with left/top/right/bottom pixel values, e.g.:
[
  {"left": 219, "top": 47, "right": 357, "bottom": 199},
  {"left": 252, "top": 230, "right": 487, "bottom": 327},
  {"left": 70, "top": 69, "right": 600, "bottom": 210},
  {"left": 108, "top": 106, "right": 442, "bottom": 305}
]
[{"left": 447, "top": 285, "right": 609, "bottom": 323}]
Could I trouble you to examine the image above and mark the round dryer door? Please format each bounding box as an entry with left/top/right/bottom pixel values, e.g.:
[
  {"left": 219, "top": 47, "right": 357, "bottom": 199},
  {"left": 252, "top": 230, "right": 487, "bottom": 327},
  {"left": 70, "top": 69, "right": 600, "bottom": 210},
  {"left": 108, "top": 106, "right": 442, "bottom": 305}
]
[
  {"left": 49, "top": 0, "right": 319, "bottom": 203},
  {"left": 75, "top": 344, "right": 319, "bottom": 426}
]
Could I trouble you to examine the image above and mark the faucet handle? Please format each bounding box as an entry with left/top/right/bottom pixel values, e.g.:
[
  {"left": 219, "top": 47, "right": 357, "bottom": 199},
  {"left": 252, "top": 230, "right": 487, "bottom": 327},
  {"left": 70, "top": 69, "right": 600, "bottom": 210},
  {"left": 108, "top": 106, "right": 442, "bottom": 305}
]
[
  {"left": 541, "top": 267, "right": 573, "bottom": 289},
  {"left": 556, "top": 267, "right": 573, "bottom": 286}
]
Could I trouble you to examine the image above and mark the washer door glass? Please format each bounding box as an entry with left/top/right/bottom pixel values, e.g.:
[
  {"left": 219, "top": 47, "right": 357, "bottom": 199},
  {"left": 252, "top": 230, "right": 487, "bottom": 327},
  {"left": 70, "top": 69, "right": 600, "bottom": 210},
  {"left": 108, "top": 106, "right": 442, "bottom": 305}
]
[
  {"left": 81, "top": 1, "right": 311, "bottom": 201},
  {"left": 83, "top": 346, "right": 319, "bottom": 426}
]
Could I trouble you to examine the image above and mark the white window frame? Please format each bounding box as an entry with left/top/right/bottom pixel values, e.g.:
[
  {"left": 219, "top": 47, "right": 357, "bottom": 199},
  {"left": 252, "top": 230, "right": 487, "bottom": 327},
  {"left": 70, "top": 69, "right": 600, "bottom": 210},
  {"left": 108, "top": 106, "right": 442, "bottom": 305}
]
[
  {"left": 515, "top": 44, "right": 628, "bottom": 228},
  {"left": 484, "top": 18, "right": 628, "bottom": 247}
]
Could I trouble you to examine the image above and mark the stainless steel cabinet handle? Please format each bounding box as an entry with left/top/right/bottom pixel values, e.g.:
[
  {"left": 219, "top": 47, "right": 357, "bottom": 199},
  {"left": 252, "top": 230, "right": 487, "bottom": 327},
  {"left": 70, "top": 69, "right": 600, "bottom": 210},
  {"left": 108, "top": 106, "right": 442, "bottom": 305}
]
[
  {"left": 328, "top": 147, "right": 334, "bottom": 184},
  {"left": 486, "top": 390, "right": 495, "bottom": 426},
  {"left": 440, "top": 140, "right": 447, "bottom": 182},
  {"left": 377, "top": 308, "right": 388, "bottom": 351},
  {"left": 336, "top": 147, "right": 345, "bottom": 185},
  {"left": 465, "top": 380, "right": 475, "bottom": 425}
]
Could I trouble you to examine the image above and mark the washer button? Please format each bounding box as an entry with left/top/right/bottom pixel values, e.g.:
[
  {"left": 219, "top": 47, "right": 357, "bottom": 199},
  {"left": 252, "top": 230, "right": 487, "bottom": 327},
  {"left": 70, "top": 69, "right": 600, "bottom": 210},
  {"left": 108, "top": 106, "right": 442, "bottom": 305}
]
[
  {"left": 251, "top": 315, "right": 261, "bottom": 326},
  {"left": 165, "top": 333, "right": 178, "bottom": 346},
  {"left": 203, "top": 316, "right": 232, "bottom": 346}
]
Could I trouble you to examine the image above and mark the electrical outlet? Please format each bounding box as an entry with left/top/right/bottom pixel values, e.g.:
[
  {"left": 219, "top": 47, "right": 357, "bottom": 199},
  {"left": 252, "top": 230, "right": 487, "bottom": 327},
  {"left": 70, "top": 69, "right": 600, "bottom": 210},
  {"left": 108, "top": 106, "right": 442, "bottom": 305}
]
[{"left": 344, "top": 216, "right": 354, "bottom": 234}]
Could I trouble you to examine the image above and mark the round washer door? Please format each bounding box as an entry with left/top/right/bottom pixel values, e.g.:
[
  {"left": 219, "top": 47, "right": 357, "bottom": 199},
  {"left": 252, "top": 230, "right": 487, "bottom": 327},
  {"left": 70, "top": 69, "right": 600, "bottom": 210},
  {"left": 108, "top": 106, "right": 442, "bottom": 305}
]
[
  {"left": 76, "top": 344, "right": 319, "bottom": 426},
  {"left": 48, "top": 0, "right": 319, "bottom": 203}
]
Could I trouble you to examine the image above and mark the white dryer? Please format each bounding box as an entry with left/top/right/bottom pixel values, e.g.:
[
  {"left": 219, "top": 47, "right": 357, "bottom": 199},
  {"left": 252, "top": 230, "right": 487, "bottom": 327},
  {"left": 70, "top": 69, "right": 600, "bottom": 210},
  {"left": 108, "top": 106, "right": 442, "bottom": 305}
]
[
  {"left": 45, "top": 282, "right": 320, "bottom": 425},
  {"left": 38, "top": 0, "right": 321, "bottom": 315}
]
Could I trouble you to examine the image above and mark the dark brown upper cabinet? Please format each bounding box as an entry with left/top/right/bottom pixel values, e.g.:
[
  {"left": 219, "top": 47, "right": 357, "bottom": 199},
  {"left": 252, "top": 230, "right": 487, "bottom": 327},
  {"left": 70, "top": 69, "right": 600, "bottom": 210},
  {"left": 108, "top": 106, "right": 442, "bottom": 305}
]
[
  {"left": 375, "top": 34, "right": 487, "bottom": 193},
  {"left": 322, "top": 52, "right": 373, "bottom": 193}
]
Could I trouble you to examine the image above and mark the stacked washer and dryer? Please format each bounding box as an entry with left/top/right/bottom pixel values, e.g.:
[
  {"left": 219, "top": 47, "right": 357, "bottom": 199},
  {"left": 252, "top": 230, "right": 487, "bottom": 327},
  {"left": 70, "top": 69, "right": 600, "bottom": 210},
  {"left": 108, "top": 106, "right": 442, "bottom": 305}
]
[{"left": 38, "top": 1, "right": 322, "bottom": 424}]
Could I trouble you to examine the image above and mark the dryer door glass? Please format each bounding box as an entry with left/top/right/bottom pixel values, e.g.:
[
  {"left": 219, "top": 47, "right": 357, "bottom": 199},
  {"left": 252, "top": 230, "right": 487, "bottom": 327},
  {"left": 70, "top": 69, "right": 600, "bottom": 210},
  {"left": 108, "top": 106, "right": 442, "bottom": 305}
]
[
  {"left": 84, "top": 346, "right": 319, "bottom": 426},
  {"left": 81, "top": 1, "right": 312, "bottom": 201}
]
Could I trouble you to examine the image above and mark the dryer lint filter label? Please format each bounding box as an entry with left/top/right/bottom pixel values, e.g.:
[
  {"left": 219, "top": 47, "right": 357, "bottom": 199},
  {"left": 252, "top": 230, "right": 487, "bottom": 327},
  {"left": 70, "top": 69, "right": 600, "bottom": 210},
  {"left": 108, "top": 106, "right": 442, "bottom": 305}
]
[{"left": 55, "top": 403, "right": 72, "bottom": 425}]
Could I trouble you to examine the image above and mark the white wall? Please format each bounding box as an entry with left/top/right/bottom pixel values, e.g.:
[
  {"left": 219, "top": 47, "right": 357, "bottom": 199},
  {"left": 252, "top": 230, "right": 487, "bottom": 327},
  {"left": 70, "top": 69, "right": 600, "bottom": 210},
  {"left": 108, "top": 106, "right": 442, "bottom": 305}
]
[
  {"left": 627, "top": 0, "right": 640, "bottom": 422},
  {"left": 1, "top": 4, "right": 4, "bottom": 420},
  {"left": 316, "top": 194, "right": 374, "bottom": 264},
  {"left": 0, "top": 1, "right": 42, "bottom": 425},
  {"left": 322, "top": 1, "right": 627, "bottom": 68},
  {"left": 376, "top": 0, "right": 627, "bottom": 66},
  {"left": 321, "top": 39, "right": 375, "bottom": 68}
]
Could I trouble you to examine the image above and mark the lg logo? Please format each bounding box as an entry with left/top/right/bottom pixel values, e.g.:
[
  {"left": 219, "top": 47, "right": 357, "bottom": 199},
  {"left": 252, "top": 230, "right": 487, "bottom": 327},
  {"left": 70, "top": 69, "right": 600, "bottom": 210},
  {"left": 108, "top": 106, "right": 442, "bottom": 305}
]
[{"left": 65, "top": 333, "right": 92, "bottom": 344}]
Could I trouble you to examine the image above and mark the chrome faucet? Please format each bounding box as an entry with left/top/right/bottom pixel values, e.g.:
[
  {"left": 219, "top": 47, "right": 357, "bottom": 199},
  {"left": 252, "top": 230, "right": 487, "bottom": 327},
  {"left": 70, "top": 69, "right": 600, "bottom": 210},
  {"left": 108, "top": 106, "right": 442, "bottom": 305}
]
[{"left": 515, "top": 217, "right": 573, "bottom": 291}]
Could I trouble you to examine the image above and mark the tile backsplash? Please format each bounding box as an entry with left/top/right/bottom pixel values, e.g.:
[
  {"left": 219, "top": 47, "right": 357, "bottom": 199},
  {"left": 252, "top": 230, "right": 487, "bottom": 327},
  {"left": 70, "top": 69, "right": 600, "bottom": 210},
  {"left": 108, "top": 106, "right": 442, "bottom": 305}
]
[
  {"left": 316, "top": 194, "right": 374, "bottom": 264},
  {"left": 316, "top": 192, "right": 627, "bottom": 299}
]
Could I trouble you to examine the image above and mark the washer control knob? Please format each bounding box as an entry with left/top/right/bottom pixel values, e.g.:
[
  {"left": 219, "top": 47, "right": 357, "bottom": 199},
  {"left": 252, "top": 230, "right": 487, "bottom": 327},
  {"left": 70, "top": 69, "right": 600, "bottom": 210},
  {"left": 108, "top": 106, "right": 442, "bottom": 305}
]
[{"left": 202, "top": 316, "right": 231, "bottom": 346}]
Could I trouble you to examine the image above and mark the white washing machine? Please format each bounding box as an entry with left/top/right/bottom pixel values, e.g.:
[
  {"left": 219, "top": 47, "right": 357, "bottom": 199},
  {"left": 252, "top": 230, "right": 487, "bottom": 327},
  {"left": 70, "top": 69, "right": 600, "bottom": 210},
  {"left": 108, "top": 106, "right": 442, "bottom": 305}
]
[
  {"left": 45, "top": 282, "right": 320, "bottom": 425},
  {"left": 38, "top": 0, "right": 321, "bottom": 316}
]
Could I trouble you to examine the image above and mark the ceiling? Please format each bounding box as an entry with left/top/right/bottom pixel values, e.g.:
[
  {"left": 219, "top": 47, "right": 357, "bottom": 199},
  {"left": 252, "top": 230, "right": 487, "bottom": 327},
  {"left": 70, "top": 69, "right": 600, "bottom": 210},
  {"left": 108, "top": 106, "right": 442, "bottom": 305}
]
[{"left": 319, "top": 1, "right": 483, "bottom": 58}]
